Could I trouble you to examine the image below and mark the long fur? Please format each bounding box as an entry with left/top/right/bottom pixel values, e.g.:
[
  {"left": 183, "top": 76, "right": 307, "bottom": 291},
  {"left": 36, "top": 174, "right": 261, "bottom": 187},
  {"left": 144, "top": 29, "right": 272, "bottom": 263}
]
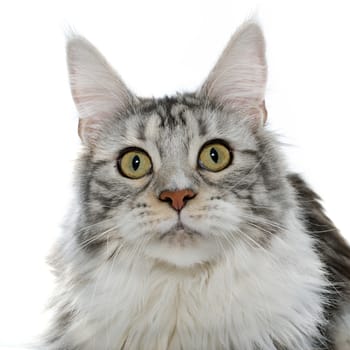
[{"left": 42, "top": 21, "right": 350, "bottom": 350}]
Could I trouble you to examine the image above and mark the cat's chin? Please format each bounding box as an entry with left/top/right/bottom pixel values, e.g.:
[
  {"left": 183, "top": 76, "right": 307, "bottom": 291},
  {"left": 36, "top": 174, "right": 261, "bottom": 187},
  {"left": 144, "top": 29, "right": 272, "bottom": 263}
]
[
  {"left": 145, "top": 226, "right": 220, "bottom": 267},
  {"left": 159, "top": 222, "right": 202, "bottom": 241}
]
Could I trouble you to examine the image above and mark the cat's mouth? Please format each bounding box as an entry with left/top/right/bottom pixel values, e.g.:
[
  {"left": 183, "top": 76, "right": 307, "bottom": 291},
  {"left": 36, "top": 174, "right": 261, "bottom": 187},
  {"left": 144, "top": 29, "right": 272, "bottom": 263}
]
[
  {"left": 159, "top": 221, "right": 202, "bottom": 241},
  {"left": 147, "top": 219, "right": 217, "bottom": 266}
]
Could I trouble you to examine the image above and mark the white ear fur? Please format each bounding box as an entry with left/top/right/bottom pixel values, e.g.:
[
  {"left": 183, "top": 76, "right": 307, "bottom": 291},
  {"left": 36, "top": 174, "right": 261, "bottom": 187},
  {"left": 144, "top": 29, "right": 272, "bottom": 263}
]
[
  {"left": 199, "top": 21, "right": 267, "bottom": 124},
  {"left": 66, "top": 35, "right": 133, "bottom": 145}
]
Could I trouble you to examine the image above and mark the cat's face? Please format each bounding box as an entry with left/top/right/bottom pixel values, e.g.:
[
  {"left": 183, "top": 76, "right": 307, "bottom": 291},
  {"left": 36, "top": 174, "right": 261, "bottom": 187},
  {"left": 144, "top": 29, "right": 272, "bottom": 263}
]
[{"left": 68, "top": 22, "right": 292, "bottom": 267}]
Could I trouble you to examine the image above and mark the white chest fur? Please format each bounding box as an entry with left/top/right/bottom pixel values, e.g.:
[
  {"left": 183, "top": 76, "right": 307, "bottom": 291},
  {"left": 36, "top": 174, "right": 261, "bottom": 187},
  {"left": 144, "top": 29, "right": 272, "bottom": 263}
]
[{"left": 60, "top": 222, "right": 327, "bottom": 350}]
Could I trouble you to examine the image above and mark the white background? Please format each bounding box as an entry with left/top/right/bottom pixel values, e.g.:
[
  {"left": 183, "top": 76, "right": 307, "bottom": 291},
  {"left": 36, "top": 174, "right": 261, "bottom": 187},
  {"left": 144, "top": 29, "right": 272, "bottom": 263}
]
[{"left": 0, "top": 1, "right": 349, "bottom": 348}]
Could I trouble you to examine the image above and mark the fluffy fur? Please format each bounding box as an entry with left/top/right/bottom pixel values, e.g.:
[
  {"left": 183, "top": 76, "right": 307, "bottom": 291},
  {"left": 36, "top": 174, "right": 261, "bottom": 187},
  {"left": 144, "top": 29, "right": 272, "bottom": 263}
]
[{"left": 42, "top": 21, "right": 350, "bottom": 349}]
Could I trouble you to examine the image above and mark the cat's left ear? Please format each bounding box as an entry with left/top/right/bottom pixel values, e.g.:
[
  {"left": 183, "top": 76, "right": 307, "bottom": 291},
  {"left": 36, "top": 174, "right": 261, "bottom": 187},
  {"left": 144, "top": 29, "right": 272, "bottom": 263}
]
[
  {"left": 198, "top": 21, "right": 267, "bottom": 125},
  {"left": 66, "top": 34, "right": 135, "bottom": 145}
]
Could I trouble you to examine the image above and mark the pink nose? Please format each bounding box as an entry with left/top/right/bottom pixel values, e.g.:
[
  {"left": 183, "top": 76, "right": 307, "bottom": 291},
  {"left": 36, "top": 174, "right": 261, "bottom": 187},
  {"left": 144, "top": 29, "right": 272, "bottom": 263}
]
[{"left": 159, "top": 189, "right": 196, "bottom": 211}]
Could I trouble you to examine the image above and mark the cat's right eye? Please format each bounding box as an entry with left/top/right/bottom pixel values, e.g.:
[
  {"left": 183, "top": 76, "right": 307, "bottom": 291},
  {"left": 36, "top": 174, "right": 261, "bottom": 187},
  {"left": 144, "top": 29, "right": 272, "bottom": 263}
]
[{"left": 117, "top": 148, "right": 152, "bottom": 179}]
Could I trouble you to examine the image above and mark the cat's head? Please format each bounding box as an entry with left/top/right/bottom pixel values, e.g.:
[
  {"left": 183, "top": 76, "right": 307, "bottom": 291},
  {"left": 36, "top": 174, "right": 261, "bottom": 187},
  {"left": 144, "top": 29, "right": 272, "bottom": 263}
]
[{"left": 67, "top": 22, "right": 293, "bottom": 267}]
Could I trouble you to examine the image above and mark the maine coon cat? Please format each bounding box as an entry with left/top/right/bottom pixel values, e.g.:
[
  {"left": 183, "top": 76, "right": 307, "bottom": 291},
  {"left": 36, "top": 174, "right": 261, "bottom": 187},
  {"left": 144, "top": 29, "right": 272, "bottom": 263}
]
[{"left": 43, "top": 21, "right": 350, "bottom": 349}]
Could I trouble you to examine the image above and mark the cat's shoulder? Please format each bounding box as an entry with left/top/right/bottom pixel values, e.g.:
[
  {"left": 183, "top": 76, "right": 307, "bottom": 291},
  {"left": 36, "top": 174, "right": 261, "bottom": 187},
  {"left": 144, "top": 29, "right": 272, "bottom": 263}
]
[
  {"left": 288, "top": 173, "right": 350, "bottom": 348},
  {"left": 287, "top": 173, "right": 350, "bottom": 272}
]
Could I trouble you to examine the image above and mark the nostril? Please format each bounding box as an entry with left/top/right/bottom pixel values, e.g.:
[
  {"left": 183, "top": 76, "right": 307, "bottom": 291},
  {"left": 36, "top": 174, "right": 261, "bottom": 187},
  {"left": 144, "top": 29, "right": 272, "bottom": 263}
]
[
  {"left": 184, "top": 193, "right": 196, "bottom": 202},
  {"left": 159, "top": 192, "right": 172, "bottom": 203},
  {"left": 162, "top": 196, "right": 173, "bottom": 204}
]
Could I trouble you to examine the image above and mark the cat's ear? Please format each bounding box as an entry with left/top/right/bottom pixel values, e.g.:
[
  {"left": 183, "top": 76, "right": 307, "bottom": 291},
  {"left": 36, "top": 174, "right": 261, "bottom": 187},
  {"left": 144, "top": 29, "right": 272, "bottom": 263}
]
[
  {"left": 198, "top": 21, "right": 267, "bottom": 125},
  {"left": 66, "top": 34, "right": 134, "bottom": 145}
]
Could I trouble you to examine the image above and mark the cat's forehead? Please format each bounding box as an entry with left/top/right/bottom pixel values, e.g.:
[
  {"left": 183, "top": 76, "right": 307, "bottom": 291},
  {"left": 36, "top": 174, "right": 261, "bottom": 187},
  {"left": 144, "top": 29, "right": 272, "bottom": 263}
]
[
  {"left": 136, "top": 95, "right": 203, "bottom": 134},
  {"left": 120, "top": 94, "right": 257, "bottom": 152},
  {"left": 137, "top": 94, "right": 203, "bottom": 115},
  {"left": 138, "top": 96, "right": 200, "bottom": 141}
]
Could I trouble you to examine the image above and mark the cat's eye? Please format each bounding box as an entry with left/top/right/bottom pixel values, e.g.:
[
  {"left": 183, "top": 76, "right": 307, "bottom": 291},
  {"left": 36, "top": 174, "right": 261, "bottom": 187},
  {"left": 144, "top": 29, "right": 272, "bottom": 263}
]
[
  {"left": 198, "top": 141, "right": 232, "bottom": 172},
  {"left": 117, "top": 148, "right": 152, "bottom": 179}
]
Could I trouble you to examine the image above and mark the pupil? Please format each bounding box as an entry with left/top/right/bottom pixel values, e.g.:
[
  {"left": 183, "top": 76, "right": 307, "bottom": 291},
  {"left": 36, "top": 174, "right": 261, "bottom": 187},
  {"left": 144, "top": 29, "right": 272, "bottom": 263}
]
[
  {"left": 132, "top": 155, "right": 140, "bottom": 171},
  {"left": 210, "top": 148, "right": 219, "bottom": 163}
]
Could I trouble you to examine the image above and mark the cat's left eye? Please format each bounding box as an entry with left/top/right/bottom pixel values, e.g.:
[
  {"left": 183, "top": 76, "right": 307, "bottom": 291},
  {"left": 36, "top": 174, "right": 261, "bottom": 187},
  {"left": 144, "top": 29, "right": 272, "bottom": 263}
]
[
  {"left": 198, "top": 141, "right": 232, "bottom": 172},
  {"left": 117, "top": 148, "right": 152, "bottom": 179}
]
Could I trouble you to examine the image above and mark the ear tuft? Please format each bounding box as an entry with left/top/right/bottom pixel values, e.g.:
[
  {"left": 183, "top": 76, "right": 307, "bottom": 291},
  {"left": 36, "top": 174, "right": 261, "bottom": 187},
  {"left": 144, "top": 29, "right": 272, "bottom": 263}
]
[
  {"left": 66, "top": 34, "right": 133, "bottom": 145},
  {"left": 199, "top": 21, "right": 267, "bottom": 124}
]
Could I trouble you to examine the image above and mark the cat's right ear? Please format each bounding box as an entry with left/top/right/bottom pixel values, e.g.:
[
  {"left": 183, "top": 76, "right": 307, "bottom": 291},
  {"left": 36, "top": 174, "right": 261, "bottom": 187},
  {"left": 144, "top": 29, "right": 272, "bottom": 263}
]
[{"left": 66, "top": 34, "right": 134, "bottom": 145}]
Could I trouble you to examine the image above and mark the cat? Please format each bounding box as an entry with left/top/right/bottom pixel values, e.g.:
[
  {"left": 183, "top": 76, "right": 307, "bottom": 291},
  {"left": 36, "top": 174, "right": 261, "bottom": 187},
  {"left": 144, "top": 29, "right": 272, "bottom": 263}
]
[{"left": 42, "top": 21, "right": 350, "bottom": 349}]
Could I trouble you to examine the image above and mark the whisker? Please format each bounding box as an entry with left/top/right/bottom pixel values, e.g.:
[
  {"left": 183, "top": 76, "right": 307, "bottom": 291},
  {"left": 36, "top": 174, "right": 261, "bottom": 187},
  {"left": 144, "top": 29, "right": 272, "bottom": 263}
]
[
  {"left": 240, "top": 214, "right": 287, "bottom": 231},
  {"left": 305, "top": 228, "right": 338, "bottom": 234},
  {"left": 214, "top": 234, "right": 233, "bottom": 262},
  {"left": 60, "top": 229, "right": 118, "bottom": 259},
  {"left": 245, "top": 221, "right": 278, "bottom": 237},
  {"left": 79, "top": 225, "right": 120, "bottom": 250},
  {"left": 76, "top": 217, "right": 116, "bottom": 234},
  {"left": 235, "top": 227, "right": 286, "bottom": 266}
]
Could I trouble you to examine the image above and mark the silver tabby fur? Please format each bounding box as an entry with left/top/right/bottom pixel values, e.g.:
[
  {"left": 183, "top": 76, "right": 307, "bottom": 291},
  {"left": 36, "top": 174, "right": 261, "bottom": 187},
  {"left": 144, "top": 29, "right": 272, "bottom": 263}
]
[{"left": 42, "top": 21, "right": 350, "bottom": 349}]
